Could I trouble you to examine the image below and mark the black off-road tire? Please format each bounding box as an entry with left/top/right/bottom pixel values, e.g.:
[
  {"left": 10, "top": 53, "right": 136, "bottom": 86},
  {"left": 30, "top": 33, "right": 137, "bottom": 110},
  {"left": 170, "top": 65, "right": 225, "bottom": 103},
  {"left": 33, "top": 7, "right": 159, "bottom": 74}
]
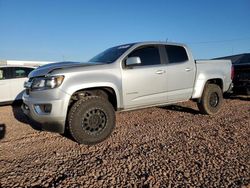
[
  {"left": 68, "top": 96, "right": 115, "bottom": 145},
  {"left": 197, "top": 84, "right": 223, "bottom": 115}
]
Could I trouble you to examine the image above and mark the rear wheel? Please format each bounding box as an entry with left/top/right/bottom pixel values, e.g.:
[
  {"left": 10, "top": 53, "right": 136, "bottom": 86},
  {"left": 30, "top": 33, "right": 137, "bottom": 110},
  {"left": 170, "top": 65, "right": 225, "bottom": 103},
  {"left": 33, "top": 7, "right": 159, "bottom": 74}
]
[
  {"left": 68, "top": 96, "right": 115, "bottom": 145},
  {"left": 197, "top": 84, "right": 223, "bottom": 115}
]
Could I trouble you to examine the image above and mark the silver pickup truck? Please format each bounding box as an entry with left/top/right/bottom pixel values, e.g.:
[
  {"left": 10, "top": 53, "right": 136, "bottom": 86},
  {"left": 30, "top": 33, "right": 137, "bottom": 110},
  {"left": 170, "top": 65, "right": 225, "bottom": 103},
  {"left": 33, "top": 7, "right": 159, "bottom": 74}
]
[{"left": 22, "top": 42, "right": 233, "bottom": 145}]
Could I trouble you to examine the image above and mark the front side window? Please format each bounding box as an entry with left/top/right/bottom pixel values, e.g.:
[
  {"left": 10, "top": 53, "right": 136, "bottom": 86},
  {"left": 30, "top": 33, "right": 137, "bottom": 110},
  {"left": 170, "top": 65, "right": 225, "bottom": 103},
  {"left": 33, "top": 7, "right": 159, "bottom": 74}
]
[
  {"left": 128, "top": 46, "right": 161, "bottom": 66},
  {"left": 165, "top": 45, "right": 188, "bottom": 63}
]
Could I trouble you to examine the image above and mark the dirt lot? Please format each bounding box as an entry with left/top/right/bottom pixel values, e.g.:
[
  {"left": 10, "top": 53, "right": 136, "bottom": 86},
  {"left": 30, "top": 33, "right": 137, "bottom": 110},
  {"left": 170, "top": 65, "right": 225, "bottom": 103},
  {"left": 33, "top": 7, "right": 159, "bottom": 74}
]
[{"left": 0, "top": 96, "right": 249, "bottom": 187}]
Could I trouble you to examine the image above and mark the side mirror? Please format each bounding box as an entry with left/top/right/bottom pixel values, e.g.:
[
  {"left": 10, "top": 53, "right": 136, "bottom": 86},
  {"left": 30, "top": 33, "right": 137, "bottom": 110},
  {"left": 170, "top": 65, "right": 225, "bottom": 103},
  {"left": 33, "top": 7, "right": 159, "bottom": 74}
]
[{"left": 126, "top": 57, "right": 141, "bottom": 66}]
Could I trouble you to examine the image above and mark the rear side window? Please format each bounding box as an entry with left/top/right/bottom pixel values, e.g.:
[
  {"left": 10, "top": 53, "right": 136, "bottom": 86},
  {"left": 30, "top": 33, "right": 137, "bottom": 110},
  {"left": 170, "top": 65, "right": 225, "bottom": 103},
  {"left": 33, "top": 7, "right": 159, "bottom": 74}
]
[
  {"left": 12, "top": 67, "right": 34, "bottom": 78},
  {"left": 128, "top": 46, "right": 161, "bottom": 66},
  {"left": 165, "top": 45, "right": 188, "bottom": 63}
]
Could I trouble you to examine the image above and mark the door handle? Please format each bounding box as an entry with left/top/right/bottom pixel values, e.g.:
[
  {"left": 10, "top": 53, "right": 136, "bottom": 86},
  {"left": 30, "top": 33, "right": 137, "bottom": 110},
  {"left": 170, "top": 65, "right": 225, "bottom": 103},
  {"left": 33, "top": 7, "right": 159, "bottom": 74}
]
[
  {"left": 185, "top": 68, "right": 191, "bottom": 72},
  {"left": 155, "top": 70, "right": 165, "bottom": 74}
]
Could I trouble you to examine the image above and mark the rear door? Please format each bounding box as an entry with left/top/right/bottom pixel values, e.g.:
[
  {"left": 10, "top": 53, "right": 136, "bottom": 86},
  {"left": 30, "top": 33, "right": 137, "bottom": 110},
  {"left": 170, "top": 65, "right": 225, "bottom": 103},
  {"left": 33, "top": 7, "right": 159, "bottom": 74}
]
[
  {"left": 0, "top": 67, "right": 12, "bottom": 102},
  {"left": 164, "top": 45, "right": 196, "bottom": 102}
]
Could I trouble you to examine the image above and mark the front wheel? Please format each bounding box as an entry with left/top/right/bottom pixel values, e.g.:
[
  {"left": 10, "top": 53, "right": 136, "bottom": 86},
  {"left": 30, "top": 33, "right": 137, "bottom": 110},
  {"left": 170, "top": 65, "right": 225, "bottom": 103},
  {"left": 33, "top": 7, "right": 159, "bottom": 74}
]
[
  {"left": 68, "top": 96, "right": 115, "bottom": 145},
  {"left": 197, "top": 84, "right": 223, "bottom": 115}
]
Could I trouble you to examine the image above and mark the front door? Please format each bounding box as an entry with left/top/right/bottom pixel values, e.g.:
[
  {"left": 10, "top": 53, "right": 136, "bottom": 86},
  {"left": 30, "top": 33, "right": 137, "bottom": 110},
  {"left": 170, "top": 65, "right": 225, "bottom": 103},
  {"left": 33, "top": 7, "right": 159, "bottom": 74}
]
[
  {"left": 0, "top": 68, "right": 11, "bottom": 103},
  {"left": 122, "top": 45, "right": 168, "bottom": 109},
  {"left": 9, "top": 67, "right": 34, "bottom": 100}
]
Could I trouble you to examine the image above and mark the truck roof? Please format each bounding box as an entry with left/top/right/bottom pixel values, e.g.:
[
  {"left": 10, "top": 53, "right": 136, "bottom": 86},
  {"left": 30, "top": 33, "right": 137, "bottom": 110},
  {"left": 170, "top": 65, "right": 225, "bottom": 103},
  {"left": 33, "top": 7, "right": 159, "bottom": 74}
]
[
  {"left": 115, "top": 41, "right": 187, "bottom": 49},
  {"left": 134, "top": 41, "right": 187, "bottom": 47}
]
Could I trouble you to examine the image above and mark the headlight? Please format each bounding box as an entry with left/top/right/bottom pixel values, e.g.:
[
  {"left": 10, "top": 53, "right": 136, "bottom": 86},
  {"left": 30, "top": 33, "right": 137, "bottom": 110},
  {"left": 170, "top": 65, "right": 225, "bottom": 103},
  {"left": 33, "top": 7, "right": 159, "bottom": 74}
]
[{"left": 31, "top": 75, "right": 64, "bottom": 90}]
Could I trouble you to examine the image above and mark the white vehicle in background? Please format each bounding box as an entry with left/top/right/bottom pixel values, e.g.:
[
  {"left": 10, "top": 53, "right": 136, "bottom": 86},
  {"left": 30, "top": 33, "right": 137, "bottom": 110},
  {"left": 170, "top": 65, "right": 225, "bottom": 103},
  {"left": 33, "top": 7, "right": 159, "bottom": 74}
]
[{"left": 0, "top": 60, "right": 53, "bottom": 104}]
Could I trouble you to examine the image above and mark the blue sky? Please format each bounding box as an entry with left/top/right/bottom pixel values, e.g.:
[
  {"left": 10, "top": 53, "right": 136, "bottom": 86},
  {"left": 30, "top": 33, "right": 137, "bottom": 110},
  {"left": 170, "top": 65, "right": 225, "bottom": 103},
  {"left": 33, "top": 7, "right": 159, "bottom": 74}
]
[{"left": 0, "top": 0, "right": 249, "bottom": 61}]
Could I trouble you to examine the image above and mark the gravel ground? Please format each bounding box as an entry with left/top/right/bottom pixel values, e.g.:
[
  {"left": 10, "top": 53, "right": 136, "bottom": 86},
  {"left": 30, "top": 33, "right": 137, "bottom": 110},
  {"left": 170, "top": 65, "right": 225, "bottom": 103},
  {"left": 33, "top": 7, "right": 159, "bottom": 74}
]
[{"left": 0, "top": 96, "right": 249, "bottom": 187}]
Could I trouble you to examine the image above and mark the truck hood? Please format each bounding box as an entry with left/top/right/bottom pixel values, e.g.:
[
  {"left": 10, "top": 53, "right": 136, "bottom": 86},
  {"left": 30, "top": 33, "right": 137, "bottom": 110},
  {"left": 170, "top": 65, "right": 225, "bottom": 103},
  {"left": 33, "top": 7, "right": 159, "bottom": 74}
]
[{"left": 29, "top": 61, "right": 99, "bottom": 78}]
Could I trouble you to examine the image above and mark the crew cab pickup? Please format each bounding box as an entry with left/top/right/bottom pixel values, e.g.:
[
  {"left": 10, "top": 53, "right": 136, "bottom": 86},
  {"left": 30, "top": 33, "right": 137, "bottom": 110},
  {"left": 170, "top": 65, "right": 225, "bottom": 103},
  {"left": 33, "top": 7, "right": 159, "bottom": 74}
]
[{"left": 22, "top": 42, "right": 233, "bottom": 145}]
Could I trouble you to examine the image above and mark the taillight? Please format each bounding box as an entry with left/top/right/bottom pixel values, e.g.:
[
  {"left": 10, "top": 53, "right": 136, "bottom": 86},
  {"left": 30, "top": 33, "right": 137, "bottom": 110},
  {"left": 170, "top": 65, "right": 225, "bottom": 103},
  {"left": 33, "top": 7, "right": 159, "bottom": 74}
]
[{"left": 231, "top": 66, "right": 235, "bottom": 80}]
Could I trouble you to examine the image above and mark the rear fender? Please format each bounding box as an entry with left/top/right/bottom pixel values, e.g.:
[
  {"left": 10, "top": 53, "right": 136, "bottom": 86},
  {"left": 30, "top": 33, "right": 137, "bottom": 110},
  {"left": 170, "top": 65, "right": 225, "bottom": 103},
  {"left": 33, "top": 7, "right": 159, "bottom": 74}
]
[{"left": 192, "top": 75, "right": 224, "bottom": 99}]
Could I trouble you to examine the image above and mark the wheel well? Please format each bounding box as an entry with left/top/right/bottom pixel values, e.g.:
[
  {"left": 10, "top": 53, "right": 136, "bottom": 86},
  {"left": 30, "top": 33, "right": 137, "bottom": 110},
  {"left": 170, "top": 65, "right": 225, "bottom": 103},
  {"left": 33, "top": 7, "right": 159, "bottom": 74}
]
[
  {"left": 206, "top": 79, "right": 223, "bottom": 90},
  {"left": 68, "top": 87, "right": 117, "bottom": 110},
  {"left": 194, "top": 79, "right": 223, "bottom": 103}
]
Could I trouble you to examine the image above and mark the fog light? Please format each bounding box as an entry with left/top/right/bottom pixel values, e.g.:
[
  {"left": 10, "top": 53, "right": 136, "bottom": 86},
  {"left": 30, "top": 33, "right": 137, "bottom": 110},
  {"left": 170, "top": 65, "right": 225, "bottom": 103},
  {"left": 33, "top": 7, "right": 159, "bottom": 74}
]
[{"left": 34, "top": 104, "right": 52, "bottom": 114}]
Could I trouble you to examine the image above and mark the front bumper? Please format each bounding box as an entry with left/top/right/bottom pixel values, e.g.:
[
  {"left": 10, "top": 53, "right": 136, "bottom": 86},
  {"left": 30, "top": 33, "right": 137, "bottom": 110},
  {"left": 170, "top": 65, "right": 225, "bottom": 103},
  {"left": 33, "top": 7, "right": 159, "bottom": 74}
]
[{"left": 22, "top": 88, "right": 71, "bottom": 133}]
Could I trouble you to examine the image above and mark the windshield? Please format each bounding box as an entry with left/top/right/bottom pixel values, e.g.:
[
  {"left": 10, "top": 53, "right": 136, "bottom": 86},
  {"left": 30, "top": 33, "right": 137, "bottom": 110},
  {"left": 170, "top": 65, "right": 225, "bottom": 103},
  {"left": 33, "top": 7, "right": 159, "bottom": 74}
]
[
  {"left": 236, "top": 55, "right": 250, "bottom": 64},
  {"left": 89, "top": 44, "right": 133, "bottom": 63}
]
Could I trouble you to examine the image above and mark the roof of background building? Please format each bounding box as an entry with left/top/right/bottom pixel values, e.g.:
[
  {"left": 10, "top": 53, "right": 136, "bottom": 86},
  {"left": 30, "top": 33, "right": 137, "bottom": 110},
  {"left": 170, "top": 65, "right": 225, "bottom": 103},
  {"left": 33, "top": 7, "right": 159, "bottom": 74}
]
[{"left": 0, "top": 60, "right": 54, "bottom": 67}]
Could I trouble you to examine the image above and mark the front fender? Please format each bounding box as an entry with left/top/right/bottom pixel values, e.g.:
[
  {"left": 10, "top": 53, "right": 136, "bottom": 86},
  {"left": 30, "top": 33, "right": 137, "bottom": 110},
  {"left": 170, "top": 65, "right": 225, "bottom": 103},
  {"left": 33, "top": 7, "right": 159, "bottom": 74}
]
[{"left": 61, "top": 82, "right": 122, "bottom": 109}]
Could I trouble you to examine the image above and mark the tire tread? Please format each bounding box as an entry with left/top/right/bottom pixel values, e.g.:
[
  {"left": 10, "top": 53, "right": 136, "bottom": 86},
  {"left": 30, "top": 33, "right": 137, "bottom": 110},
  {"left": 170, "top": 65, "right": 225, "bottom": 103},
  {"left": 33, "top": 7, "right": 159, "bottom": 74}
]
[
  {"left": 197, "top": 84, "right": 223, "bottom": 115},
  {"left": 68, "top": 96, "right": 115, "bottom": 145}
]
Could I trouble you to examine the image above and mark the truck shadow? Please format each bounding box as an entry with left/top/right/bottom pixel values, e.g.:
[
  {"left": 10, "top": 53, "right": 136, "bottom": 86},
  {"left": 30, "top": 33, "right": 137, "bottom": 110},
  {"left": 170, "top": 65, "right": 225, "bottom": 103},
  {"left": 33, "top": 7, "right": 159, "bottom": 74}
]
[
  {"left": 224, "top": 94, "right": 250, "bottom": 101},
  {"left": 0, "top": 124, "right": 6, "bottom": 140},
  {"left": 61, "top": 128, "right": 76, "bottom": 142},
  {"left": 11, "top": 103, "right": 76, "bottom": 142},
  {"left": 11, "top": 104, "right": 42, "bottom": 131},
  {"left": 160, "top": 105, "right": 200, "bottom": 115}
]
